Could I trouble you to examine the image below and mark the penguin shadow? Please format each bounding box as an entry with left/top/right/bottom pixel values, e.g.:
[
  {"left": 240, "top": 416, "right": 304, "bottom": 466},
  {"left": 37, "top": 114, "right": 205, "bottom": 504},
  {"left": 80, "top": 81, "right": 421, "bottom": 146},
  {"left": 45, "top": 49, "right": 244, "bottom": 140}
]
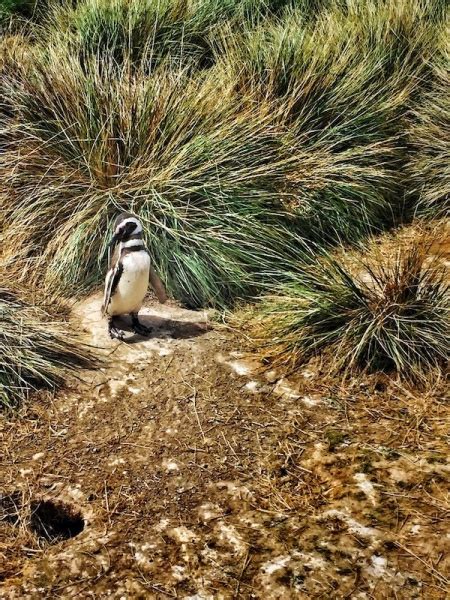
[{"left": 115, "top": 314, "right": 211, "bottom": 343}]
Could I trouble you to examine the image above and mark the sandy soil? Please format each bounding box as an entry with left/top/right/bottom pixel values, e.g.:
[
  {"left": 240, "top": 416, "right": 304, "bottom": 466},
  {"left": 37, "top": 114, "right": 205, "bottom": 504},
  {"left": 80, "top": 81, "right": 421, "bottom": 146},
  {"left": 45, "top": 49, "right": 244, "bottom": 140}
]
[{"left": 1, "top": 293, "right": 449, "bottom": 599}]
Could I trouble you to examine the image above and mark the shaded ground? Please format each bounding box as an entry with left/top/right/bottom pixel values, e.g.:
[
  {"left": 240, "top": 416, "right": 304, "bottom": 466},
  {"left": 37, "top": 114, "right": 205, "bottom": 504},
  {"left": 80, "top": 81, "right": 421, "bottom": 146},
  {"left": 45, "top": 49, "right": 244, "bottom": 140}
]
[{"left": 1, "top": 293, "right": 449, "bottom": 599}]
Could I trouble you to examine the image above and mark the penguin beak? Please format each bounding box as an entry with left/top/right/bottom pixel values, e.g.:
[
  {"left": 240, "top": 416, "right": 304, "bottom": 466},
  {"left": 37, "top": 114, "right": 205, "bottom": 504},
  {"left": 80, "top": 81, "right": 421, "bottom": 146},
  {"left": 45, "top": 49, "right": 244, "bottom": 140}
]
[{"left": 108, "top": 232, "right": 120, "bottom": 250}]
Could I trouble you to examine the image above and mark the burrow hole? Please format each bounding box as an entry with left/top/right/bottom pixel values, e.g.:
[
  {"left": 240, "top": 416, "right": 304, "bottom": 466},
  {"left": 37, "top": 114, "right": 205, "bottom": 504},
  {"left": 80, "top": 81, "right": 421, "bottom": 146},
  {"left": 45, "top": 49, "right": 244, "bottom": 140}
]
[{"left": 29, "top": 500, "right": 85, "bottom": 543}]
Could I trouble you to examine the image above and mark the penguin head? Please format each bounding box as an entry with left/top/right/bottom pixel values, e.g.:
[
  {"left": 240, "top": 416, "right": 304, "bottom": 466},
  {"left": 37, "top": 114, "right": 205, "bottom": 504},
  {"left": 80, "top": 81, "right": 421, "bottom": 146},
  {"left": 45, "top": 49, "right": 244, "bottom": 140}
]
[{"left": 108, "top": 212, "right": 143, "bottom": 249}]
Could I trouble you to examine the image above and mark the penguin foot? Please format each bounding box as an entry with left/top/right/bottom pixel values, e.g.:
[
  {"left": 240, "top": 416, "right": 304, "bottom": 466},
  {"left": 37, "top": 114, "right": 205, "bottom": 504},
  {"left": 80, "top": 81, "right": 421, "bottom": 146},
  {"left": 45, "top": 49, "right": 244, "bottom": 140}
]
[
  {"left": 108, "top": 318, "right": 125, "bottom": 341},
  {"left": 131, "top": 314, "right": 152, "bottom": 337},
  {"left": 109, "top": 327, "right": 126, "bottom": 340}
]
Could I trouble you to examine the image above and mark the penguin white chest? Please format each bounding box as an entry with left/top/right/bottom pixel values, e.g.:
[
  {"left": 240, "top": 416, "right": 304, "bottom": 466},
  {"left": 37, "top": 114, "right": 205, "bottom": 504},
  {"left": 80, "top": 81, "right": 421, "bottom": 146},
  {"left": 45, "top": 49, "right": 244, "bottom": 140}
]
[{"left": 109, "top": 251, "right": 150, "bottom": 316}]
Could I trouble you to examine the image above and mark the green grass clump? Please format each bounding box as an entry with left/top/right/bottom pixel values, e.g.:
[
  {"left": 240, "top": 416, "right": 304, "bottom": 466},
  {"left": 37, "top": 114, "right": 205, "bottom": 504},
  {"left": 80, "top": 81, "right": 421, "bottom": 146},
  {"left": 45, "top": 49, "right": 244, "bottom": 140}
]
[
  {"left": 44, "top": 0, "right": 307, "bottom": 71},
  {"left": 217, "top": 0, "right": 442, "bottom": 227},
  {"left": 1, "top": 48, "right": 311, "bottom": 306},
  {"left": 245, "top": 237, "right": 449, "bottom": 381},
  {"left": 0, "top": 286, "right": 94, "bottom": 408}
]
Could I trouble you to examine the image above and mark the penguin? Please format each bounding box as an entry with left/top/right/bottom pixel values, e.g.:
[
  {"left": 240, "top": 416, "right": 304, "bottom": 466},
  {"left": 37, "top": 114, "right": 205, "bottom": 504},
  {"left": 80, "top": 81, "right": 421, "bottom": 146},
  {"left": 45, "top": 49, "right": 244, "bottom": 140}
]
[{"left": 101, "top": 212, "right": 167, "bottom": 340}]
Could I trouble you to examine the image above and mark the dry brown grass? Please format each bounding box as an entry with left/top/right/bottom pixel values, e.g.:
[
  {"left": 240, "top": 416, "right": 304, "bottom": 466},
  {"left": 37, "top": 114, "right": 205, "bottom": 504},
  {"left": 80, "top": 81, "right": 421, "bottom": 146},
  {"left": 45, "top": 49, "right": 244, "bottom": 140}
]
[{"left": 1, "top": 306, "right": 448, "bottom": 596}]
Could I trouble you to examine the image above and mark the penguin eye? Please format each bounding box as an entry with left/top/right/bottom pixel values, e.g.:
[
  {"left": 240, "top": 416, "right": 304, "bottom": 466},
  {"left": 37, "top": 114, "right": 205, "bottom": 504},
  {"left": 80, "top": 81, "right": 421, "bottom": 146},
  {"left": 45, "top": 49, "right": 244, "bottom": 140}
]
[{"left": 121, "top": 221, "right": 138, "bottom": 236}]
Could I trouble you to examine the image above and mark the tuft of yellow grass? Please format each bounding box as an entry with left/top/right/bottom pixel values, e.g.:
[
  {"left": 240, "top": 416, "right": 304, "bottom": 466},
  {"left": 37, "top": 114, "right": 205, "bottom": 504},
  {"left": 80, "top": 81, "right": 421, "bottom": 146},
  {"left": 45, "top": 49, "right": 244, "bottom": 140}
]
[
  {"left": 0, "top": 275, "right": 96, "bottom": 408},
  {"left": 239, "top": 225, "right": 449, "bottom": 383}
]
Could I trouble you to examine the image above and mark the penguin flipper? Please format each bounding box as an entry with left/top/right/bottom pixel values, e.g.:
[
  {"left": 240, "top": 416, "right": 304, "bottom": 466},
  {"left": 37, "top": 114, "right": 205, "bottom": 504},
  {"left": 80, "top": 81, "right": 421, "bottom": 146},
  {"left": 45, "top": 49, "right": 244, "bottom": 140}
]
[{"left": 102, "top": 262, "right": 123, "bottom": 315}]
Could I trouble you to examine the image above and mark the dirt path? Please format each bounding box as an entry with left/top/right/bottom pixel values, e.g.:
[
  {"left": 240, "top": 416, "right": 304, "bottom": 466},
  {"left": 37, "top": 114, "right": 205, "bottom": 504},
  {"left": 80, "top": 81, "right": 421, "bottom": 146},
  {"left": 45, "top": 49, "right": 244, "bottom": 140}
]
[{"left": 1, "top": 294, "right": 449, "bottom": 599}]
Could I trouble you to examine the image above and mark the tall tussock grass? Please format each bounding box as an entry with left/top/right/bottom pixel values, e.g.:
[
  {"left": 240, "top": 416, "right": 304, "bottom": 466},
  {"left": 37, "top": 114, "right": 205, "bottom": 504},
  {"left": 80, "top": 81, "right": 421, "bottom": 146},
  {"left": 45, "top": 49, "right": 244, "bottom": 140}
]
[
  {"left": 1, "top": 52, "right": 310, "bottom": 305},
  {"left": 0, "top": 0, "right": 448, "bottom": 308},
  {"left": 242, "top": 231, "right": 449, "bottom": 382},
  {"left": 43, "top": 0, "right": 305, "bottom": 69},
  {"left": 407, "top": 30, "right": 449, "bottom": 219},
  {"left": 0, "top": 284, "right": 95, "bottom": 408}
]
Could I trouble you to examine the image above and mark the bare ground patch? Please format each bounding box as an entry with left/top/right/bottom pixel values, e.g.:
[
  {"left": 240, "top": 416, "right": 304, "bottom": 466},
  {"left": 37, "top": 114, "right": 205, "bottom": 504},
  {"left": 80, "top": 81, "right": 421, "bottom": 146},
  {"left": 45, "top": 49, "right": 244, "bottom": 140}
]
[{"left": 1, "top": 294, "right": 449, "bottom": 598}]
